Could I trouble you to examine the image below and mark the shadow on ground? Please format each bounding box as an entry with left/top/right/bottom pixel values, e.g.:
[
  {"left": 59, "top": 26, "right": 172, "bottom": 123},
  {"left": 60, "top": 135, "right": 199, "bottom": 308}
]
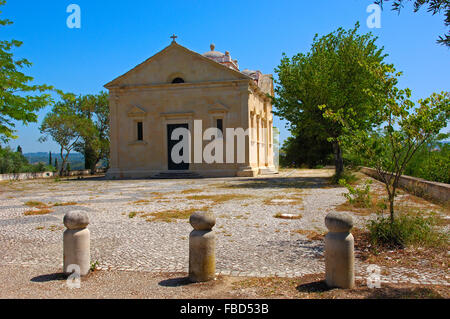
[
  {"left": 158, "top": 277, "right": 194, "bottom": 287},
  {"left": 31, "top": 273, "right": 66, "bottom": 283},
  {"left": 296, "top": 280, "right": 333, "bottom": 293},
  {"left": 223, "top": 177, "right": 335, "bottom": 190}
]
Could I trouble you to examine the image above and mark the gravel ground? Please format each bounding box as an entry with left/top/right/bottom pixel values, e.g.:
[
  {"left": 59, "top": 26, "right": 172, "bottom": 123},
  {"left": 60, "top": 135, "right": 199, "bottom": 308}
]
[{"left": 0, "top": 168, "right": 448, "bottom": 291}]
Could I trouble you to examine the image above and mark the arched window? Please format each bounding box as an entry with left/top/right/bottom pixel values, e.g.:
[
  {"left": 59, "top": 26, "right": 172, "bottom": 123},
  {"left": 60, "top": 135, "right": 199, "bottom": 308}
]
[{"left": 171, "top": 77, "right": 185, "bottom": 84}]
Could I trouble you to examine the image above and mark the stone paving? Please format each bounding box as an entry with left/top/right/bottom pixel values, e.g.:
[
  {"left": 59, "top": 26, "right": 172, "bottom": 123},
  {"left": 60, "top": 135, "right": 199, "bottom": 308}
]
[{"left": 0, "top": 169, "right": 448, "bottom": 286}]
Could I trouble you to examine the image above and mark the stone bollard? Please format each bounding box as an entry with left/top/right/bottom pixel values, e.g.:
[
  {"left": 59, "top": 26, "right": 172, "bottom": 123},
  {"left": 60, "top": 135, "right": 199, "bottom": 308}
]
[
  {"left": 63, "top": 211, "right": 90, "bottom": 276},
  {"left": 324, "top": 212, "right": 355, "bottom": 289},
  {"left": 189, "top": 211, "right": 216, "bottom": 282}
]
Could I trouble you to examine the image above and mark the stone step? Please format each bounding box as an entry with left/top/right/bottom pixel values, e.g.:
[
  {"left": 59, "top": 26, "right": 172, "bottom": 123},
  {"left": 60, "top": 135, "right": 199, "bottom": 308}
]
[{"left": 151, "top": 172, "right": 202, "bottom": 179}]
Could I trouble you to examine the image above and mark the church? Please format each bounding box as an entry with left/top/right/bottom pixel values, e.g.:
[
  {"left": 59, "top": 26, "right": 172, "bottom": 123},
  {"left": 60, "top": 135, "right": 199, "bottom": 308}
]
[{"left": 104, "top": 37, "right": 276, "bottom": 178}]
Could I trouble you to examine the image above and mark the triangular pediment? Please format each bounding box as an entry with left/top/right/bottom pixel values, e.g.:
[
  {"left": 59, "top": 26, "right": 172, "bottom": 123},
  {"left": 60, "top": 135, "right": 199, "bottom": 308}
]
[
  {"left": 105, "top": 42, "right": 250, "bottom": 89},
  {"left": 127, "top": 105, "right": 147, "bottom": 117},
  {"left": 208, "top": 102, "right": 230, "bottom": 113}
]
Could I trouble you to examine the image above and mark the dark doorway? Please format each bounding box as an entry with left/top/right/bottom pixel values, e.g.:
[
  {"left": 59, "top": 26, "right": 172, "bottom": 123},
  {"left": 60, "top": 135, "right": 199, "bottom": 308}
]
[{"left": 167, "top": 123, "right": 189, "bottom": 170}]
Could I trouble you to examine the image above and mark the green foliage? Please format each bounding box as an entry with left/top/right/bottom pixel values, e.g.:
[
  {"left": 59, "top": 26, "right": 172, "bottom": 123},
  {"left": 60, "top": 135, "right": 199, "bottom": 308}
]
[
  {"left": 90, "top": 260, "right": 99, "bottom": 272},
  {"left": 368, "top": 213, "right": 448, "bottom": 248},
  {"left": 404, "top": 142, "right": 450, "bottom": 183},
  {"left": 39, "top": 92, "right": 90, "bottom": 175},
  {"left": 339, "top": 178, "right": 373, "bottom": 208},
  {"left": 0, "top": 146, "right": 54, "bottom": 173},
  {"left": 341, "top": 91, "right": 450, "bottom": 221},
  {"left": 72, "top": 92, "right": 110, "bottom": 173},
  {"left": 279, "top": 132, "right": 333, "bottom": 168},
  {"left": 0, "top": 0, "right": 53, "bottom": 143},
  {"left": 273, "top": 23, "right": 397, "bottom": 178},
  {"left": 376, "top": 0, "right": 449, "bottom": 47}
]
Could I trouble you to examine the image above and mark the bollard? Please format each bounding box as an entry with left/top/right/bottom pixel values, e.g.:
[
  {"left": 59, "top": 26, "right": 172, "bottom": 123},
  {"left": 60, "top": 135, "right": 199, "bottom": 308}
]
[
  {"left": 63, "top": 211, "right": 90, "bottom": 276},
  {"left": 189, "top": 211, "right": 216, "bottom": 282},
  {"left": 324, "top": 212, "right": 355, "bottom": 289}
]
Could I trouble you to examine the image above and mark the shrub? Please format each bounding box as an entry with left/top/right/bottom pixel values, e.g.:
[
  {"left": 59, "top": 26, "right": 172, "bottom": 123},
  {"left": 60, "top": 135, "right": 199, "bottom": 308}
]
[
  {"left": 339, "top": 179, "right": 372, "bottom": 208},
  {"left": 367, "top": 214, "right": 447, "bottom": 248}
]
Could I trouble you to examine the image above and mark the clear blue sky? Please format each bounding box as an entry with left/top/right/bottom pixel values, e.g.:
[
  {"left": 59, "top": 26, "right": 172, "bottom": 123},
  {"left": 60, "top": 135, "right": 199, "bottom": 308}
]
[{"left": 2, "top": 0, "right": 449, "bottom": 153}]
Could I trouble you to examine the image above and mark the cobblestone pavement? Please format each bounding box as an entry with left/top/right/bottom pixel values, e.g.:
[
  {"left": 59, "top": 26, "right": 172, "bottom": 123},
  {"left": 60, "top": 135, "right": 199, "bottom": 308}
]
[{"left": 0, "top": 169, "right": 448, "bottom": 286}]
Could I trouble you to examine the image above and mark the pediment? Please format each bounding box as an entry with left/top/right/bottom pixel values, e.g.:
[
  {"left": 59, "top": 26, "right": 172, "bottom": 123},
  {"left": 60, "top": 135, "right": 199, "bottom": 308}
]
[
  {"left": 105, "top": 43, "right": 250, "bottom": 89},
  {"left": 208, "top": 102, "right": 230, "bottom": 114},
  {"left": 127, "top": 106, "right": 147, "bottom": 117}
]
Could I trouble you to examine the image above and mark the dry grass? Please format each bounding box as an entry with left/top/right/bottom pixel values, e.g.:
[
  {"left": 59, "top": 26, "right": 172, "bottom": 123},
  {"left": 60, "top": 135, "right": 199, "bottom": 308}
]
[
  {"left": 24, "top": 208, "right": 54, "bottom": 216},
  {"left": 185, "top": 193, "right": 254, "bottom": 204},
  {"left": 292, "top": 229, "right": 325, "bottom": 241},
  {"left": 180, "top": 188, "right": 204, "bottom": 194},
  {"left": 52, "top": 201, "right": 77, "bottom": 207},
  {"left": 24, "top": 201, "right": 49, "bottom": 209},
  {"left": 133, "top": 200, "right": 150, "bottom": 204},
  {"left": 139, "top": 206, "right": 209, "bottom": 223}
]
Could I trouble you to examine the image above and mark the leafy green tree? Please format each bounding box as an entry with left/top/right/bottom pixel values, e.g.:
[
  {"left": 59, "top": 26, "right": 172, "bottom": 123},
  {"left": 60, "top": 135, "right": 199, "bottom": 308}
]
[
  {"left": 48, "top": 151, "right": 52, "bottom": 166},
  {"left": 273, "top": 23, "right": 398, "bottom": 179},
  {"left": 54, "top": 157, "right": 58, "bottom": 169},
  {"left": 0, "top": 0, "right": 53, "bottom": 143},
  {"left": 279, "top": 128, "right": 333, "bottom": 168},
  {"left": 16, "top": 145, "right": 22, "bottom": 154},
  {"left": 39, "top": 93, "right": 89, "bottom": 176},
  {"left": 73, "top": 92, "right": 109, "bottom": 174},
  {"left": 375, "top": 0, "right": 449, "bottom": 47},
  {"left": 340, "top": 91, "right": 449, "bottom": 222}
]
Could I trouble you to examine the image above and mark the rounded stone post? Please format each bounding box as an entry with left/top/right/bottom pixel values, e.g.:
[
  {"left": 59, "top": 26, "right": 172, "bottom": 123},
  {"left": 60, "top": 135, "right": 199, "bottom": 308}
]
[
  {"left": 63, "top": 211, "right": 90, "bottom": 276},
  {"left": 324, "top": 212, "right": 355, "bottom": 289},
  {"left": 189, "top": 211, "right": 216, "bottom": 282}
]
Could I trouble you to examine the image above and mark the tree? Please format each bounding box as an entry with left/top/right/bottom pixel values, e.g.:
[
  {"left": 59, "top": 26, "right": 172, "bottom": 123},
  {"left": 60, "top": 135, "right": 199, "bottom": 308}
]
[
  {"left": 16, "top": 145, "right": 22, "bottom": 154},
  {"left": 54, "top": 157, "right": 58, "bottom": 169},
  {"left": 375, "top": 0, "right": 449, "bottom": 47},
  {"left": 73, "top": 92, "right": 109, "bottom": 174},
  {"left": 0, "top": 0, "right": 53, "bottom": 143},
  {"left": 279, "top": 128, "right": 333, "bottom": 168},
  {"left": 48, "top": 151, "right": 52, "bottom": 166},
  {"left": 340, "top": 91, "right": 449, "bottom": 223},
  {"left": 273, "top": 23, "right": 398, "bottom": 179},
  {"left": 39, "top": 93, "right": 89, "bottom": 176}
]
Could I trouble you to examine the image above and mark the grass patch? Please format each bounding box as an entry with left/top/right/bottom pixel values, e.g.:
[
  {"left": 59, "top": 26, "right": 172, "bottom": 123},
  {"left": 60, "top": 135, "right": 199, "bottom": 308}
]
[
  {"left": 24, "top": 201, "right": 49, "bottom": 208},
  {"left": 53, "top": 201, "right": 77, "bottom": 207},
  {"left": 185, "top": 193, "right": 254, "bottom": 204},
  {"left": 128, "top": 211, "right": 139, "bottom": 218},
  {"left": 143, "top": 206, "right": 209, "bottom": 223},
  {"left": 24, "top": 208, "right": 54, "bottom": 216},
  {"left": 133, "top": 200, "right": 150, "bottom": 204},
  {"left": 367, "top": 214, "right": 448, "bottom": 249},
  {"left": 180, "top": 188, "right": 204, "bottom": 194},
  {"left": 293, "top": 229, "right": 325, "bottom": 241}
]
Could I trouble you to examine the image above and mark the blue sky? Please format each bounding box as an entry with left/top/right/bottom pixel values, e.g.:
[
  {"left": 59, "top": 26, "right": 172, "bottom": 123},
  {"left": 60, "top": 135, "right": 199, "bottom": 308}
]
[{"left": 2, "top": 0, "right": 449, "bottom": 153}]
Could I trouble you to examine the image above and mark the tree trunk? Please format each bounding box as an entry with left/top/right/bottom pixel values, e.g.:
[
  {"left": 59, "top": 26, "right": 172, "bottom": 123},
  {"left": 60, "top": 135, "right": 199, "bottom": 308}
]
[{"left": 333, "top": 141, "right": 344, "bottom": 179}]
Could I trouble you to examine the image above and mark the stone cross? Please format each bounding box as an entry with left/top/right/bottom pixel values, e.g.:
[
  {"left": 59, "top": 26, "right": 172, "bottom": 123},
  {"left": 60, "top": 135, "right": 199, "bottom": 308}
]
[{"left": 170, "top": 34, "right": 178, "bottom": 43}]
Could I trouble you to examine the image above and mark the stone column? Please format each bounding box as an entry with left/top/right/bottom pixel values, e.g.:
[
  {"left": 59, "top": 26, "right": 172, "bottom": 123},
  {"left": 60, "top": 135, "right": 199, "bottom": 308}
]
[
  {"left": 324, "top": 212, "right": 355, "bottom": 289},
  {"left": 63, "top": 211, "right": 90, "bottom": 276},
  {"left": 189, "top": 211, "right": 216, "bottom": 282}
]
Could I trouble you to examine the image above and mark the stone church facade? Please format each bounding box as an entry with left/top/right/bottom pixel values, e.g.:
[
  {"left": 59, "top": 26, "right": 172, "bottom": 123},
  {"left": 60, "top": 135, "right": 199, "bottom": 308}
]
[{"left": 105, "top": 38, "right": 276, "bottom": 178}]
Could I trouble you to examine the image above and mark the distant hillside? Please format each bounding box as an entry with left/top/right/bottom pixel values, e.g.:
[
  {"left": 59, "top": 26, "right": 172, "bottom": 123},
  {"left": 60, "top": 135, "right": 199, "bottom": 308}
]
[{"left": 24, "top": 152, "right": 85, "bottom": 170}]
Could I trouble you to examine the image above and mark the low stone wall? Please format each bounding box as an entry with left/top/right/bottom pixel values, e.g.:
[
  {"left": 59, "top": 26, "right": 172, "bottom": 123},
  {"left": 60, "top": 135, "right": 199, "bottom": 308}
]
[
  {"left": 360, "top": 167, "right": 450, "bottom": 204},
  {"left": 0, "top": 169, "right": 104, "bottom": 181}
]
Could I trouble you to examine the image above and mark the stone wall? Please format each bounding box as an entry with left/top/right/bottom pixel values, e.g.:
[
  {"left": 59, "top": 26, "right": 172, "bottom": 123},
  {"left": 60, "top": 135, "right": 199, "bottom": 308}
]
[
  {"left": 0, "top": 169, "right": 104, "bottom": 181},
  {"left": 360, "top": 167, "right": 450, "bottom": 204}
]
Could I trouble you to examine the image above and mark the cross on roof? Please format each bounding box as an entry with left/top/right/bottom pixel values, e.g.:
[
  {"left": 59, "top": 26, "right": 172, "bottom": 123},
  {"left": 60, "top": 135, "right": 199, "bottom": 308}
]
[{"left": 170, "top": 34, "right": 178, "bottom": 43}]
